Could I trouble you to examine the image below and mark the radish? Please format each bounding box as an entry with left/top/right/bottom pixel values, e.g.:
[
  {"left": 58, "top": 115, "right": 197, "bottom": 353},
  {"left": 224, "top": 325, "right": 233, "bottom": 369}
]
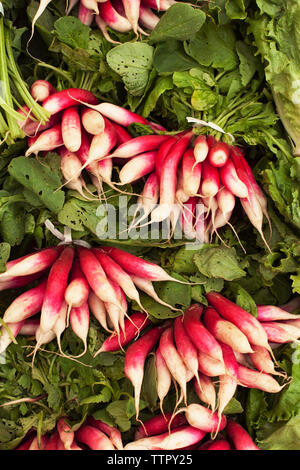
[
  {"left": 25, "top": 124, "right": 63, "bottom": 156},
  {"left": 88, "top": 291, "right": 111, "bottom": 334},
  {"left": 61, "top": 106, "right": 82, "bottom": 153},
  {"left": 57, "top": 418, "right": 75, "bottom": 450},
  {"left": 30, "top": 80, "right": 55, "bottom": 102},
  {"left": 155, "top": 136, "right": 178, "bottom": 181},
  {"left": 182, "top": 148, "right": 201, "bottom": 197},
  {"left": 128, "top": 171, "right": 159, "bottom": 231},
  {"left": 21, "top": 113, "right": 60, "bottom": 138},
  {"left": 142, "top": 0, "right": 173, "bottom": 10},
  {"left": 203, "top": 306, "right": 253, "bottom": 354},
  {"left": 111, "top": 135, "right": 168, "bottom": 160},
  {"left": 183, "top": 304, "right": 224, "bottom": 363},
  {"left": 257, "top": 305, "right": 299, "bottom": 322},
  {"left": 98, "top": 0, "right": 132, "bottom": 32},
  {"left": 139, "top": 5, "right": 160, "bottom": 29},
  {"left": 81, "top": 108, "right": 105, "bottom": 135},
  {"left": 217, "top": 342, "right": 238, "bottom": 427},
  {"left": 0, "top": 321, "right": 24, "bottom": 354},
  {"left": 70, "top": 302, "right": 90, "bottom": 357},
  {"left": 64, "top": 258, "right": 90, "bottom": 313},
  {"left": 44, "top": 432, "right": 59, "bottom": 450},
  {"left": 0, "top": 273, "right": 45, "bottom": 291},
  {"left": 75, "top": 425, "right": 115, "bottom": 450},
  {"left": 86, "top": 118, "right": 117, "bottom": 168},
  {"left": 95, "top": 14, "right": 122, "bottom": 44},
  {"left": 206, "top": 292, "right": 272, "bottom": 352},
  {"left": 122, "top": 0, "right": 141, "bottom": 34},
  {"left": 19, "top": 318, "right": 40, "bottom": 336},
  {"left": 87, "top": 417, "right": 123, "bottom": 450},
  {"left": 130, "top": 275, "right": 182, "bottom": 312},
  {"left": 134, "top": 412, "right": 187, "bottom": 440},
  {"left": 198, "top": 439, "right": 231, "bottom": 450},
  {"left": 159, "top": 327, "right": 189, "bottom": 406},
  {"left": 42, "top": 88, "right": 98, "bottom": 115},
  {"left": 103, "top": 282, "right": 125, "bottom": 339},
  {"left": 180, "top": 196, "right": 198, "bottom": 240},
  {"left": 208, "top": 141, "right": 229, "bottom": 168},
  {"left": 193, "top": 135, "right": 209, "bottom": 163},
  {"left": 16, "top": 436, "right": 36, "bottom": 450},
  {"left": 78, "top": 1, "right": 94, "bottom": 25},
  {"left": 39, "top": 246, "right": 75, "bottom": 334},
  {"left": 226, "top": 420, "right": 260, "bottom": 450},
  {"left": 261, "top": 321, "right": 300, "bottom": 343},
  {"left": 183, "top": 403, "right": 227, "bottom": 433},
  {"left": 29, "top": 435, "right": 49, "bottom": 450},
  {"left": 95, "top": 311, "right": 150, "bottom": 354},
  {"left": 118, "top": 150, "right": 157, "bottom": 185},
  {"left": 197, "top": 351, "right": 225, "bottom": 377},
  {"left": 201, "top": 160, "right": 220, "bottom": 198},
  {"left": 154, "top": 346, "right": 172, "bottom": 415},
  {"left": 193, "top": 375, "right": 216, "bottom": 411},
  {"left": 124, "top": 322, "right": 168, "bottom": 419},
  {"left": 237, "top": 364, "right": 285, "bottom": 393},
  {"left": 3, "top": 279, "right": 47, "bottom": 324},
  {"left": 219, "top": 159, "right": 248, "bottom": 198},
  {"left": 59, "top": 148, "right": 96, "bottom": 200},
  {"left": 249, "top": 345, "right": 287, "bottom": 377},
  {"left": 280, "top": 296, "right": 300, "bottom": 313},
  {"left": 96, "top": 102, "right": 149, "bottom": 127},
  {"left": 112, "top": 122, "right": 132, "bottom": 145}
]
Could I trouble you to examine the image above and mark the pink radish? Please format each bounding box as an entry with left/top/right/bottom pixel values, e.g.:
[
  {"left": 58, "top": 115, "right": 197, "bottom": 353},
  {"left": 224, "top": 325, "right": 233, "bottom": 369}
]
[
  {"left": 42, "top": 88, "right": 98, "bottom": 115},
  {"left": 154, "top": 346, "right": 172, "bottom": 415},
  {"left": 249, "top": 345, "right": 286, "bottom": 377},
  {"left": 0, "top": 273, "right": 45, "bottom": 291},
  {"left": 226, "top": 420, "right": 260, "bottom": 450},
  {"left": 78, "top": 1, "right": 94, "bottom": 25},
  {"left": 201, "top": 160, "right": 220, "bottom": 198},
  {"left": 257, "top": 305, "right": 299, "bottom": 322},
  {"left": 0, "top": 321, "right": 24, "bottom": 354},
  {"left": 70, "top": 301, "right": 90, "bottom": 357},
  {"left": 174, "top": 315, "right": 202, "bottom": 387},
  {"left": 118, "top": 150, "right": 157, "bottom": 184},
  {"left": 61, "top": 106, "right": 82, "bottom": 152},
  {"left": 16, "top": 436, "right": 36, "bottom": 450},
  {"left": 202, "top": 306, "right": 253, "bottom": 354},
  {"left": 193, "top": 135, "right": 209, "bottom": 163},
  {"left": 96, "top": 102, "right": 149, "bottom": 127},
  {"left": 19, "top": 318, "right": 40, "bottom": 336},
  {"left": 103, "top": 282, "right": 125, "bottom": 339},
  {"left": 237, "top": 364, "right": 285, "bottom": 393},
  {"left": 51, "top": 302, "right": 68, "bottom": 356},
  {"left": 180, "top": 196, "right": 197, "bottom": 240},
  {"left": 182, "top": 148, "right": 201, "bottom": 197},
  {"left": 233, "top": 350, "right": 254, "bottom": 368},
  {"left": 39, "top": 246, "right": 75, "bottom": 334},
  {"left": 219, "top": 158, "right": 248, "bottom": 198},
  {"left": 134, "top": 412, "right": 187, "bottom": 440},
  {"left": 87, "top": 417, "right": 123, "bottom": 450},
  {"left": 282, "top": 318, "right": 300, "bottom": 329},
  {"left": 183, "top": 304, "right": 224, "bottom": 363},
  {"left": 29, "top": 435, "right": 49, "bottom": 450},
  {"left": 76, "top": 128, "right": 95, "bottom": 174},
  {"left": 261, "top": 321, "right": 300, "bottom": 343},
  {"left": 128, "top": 171, "right": 159, "bottom": 231},
  {"left": 44, "top": 431, "right": 59, "bottom": 450},
  {"left": 81, "top": 108, "right": 105, "bottom": 135},
  {"left": 183, "top": 403, "right": 227, "bottom": 433},
  {"left": 197, "top": 351, "right": 225, "bottom": 377},
  {"left": 175, "top": 168, "right": 190, "bottom": 205},
  {"left": 130, "top": 275, "right": 181, "bottom": 312},
  {"left": 198, "top": 439, "right": 231, "bottom": 450},
  {"left": 87, "top": 118, "right": 117, "bottom": 167},
  {"left": 59, "top": 148, "right": 95, "bottom": 199},
  {"left": 112, "top": 122, "right": 132, "bottom": 144},
  {"left": 95, "top": 14, "right": 122, "bottom": 44},
  {"left": 81, "top": 0, "right": 99, "bottom": 13},
  {"left": 75, "top": 425, "right": 115, "bottom": 450},
  {"left": 88, "top": 291, "right": 111, "bottom": 333},
  {"left": 64, "top": 258, "right": 90, "bottom": 311},
  {"left": 25, "top": 124, "right": 63, "bottom": 156},
  {"left": 142, "top": 0, "right": 173, "bottom": 10},
  {"left": 98, "top": 0, "right": 132, "bottom": 32},
  {"left": 155, "top": 136, "right": 178, "bottom": 181},
  {"left": 57, "top": 418, "right": 75, "bottom": 450},
  {"left": 3, "top": 279, "right": 47, "bottom": 323},
  {"left": 95, "top": 311, "right": 149, "bottom": 354},
  {"left": 111, "top": 135, "right": 168, "bottom": 160},
  {"left": 124, "top": 425, "right": 206, "bottom": 450},
  {"left": 124, "top": 322, "right": 168, "bottom": 419},
  {"left": 139, "top": 5, "right": 160, "bottom": 29},
  {"left": 30, "top": 80, "right": 55, "bottom": 102},
  {"left": 151, "top": 131, "right": 193, "bottom": 222},
  {"left": 206, "top": 292, "right": 272, "bottom": 352},
  {"left": 193, "top": 375, "right": 216, "bottom": 411},
  {"left": 35, "top": 326, "right": 56, "bottom": 348},
  {"left": 121, "top": 0, "right": 141, "bottom": 34},
  {"left": 217, "top": 342, "right": 238, "bottom": 424},
  {"left": 208, "top": 141, "right": 229, "bottom": 167}
]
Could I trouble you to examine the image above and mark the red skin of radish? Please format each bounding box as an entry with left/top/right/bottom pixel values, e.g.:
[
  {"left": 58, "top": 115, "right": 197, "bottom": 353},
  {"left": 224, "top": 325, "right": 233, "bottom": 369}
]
[
  {"left": 19, "top": 112, "right": 60, "bottom": 138},
  {"left": 111, "top": 122, "right": 132, "bottom": 145},
  {"left": 64, "top": 258, "right": 90, "bottom": 309},
  {"left": 193, "top": 135, "right": 209, "bottom": 163},
  {"left": 226, "top": 420, "right": 260, "bottom": 450},
  {"left": 183, "top": 304, "right": 224, "bottom": 363},
  {"left": 29, "top": 435, "right": 49, "bottom": 450},
  {"left": 257, "top": 305, "right": 299, "bottom": 322},
  {"left": 208, "top": 141, "right": 229, "bottom": 168},
  {"left": 0, "top": 272, "right": 45, "bottom": 291},
  {"left": 155, "top": 136, "right": 178, "bottom": 181},
  {"left": 98, "top": 312, "right": 150, "bottom": 353},
  {"left": 96, "top": 102, "right": 149, "bottom": 127},
  {"left": 76, "top": 128, "right": 97, "bottom": 175},
  {"left": 40, "top": 246, "right": 75, "bottom": 333},
  {"left": 198, "top": 439, "right": 231, "bottom": 450},
  {"left": 3, "top": 278, "right": 47, "bottom": 323},
  {"left": 237, "top": 364, "right": 283, "bottom": 393},
  {"left": 134, "top": 413, "right": 187, "bottom": 440},
  {"left": 111, "top": 135, "right": 169, "bottom": 159},
  {"left": 141, "top": 0, "right": 171, "bottom": 10},
  {"left": 185, "top": 403, "right": 227, "bottom": 433},
  {"left": 201, "top": 159, "right": 220, "bottom": 197},
  {"left": 44, "top": 431, "right": 59, "bottom": 450},
  {"left": 206, "top": 292, "right": 270, "bottom": 351},
  {"left": 16, "top": 435, "right": 35, "bottom": 450},
  {"left": 87, "top": 417, "right": 123, "bottom": 450},
  {"left": 61, "top": 106, "right": 82, "bottom": 153},
  {"left": 261, "top": 321, "right": 300, "bottom": 343},
  {"left": 98, "top": 0, "right": 132, "bottom": 32},
  {"left": 42, "top": 88, "right": 98, "bottom": 115},
  {"left": 219, "top": 158, "right": 248, "bottom": 198},
  {"left": 119, "top": 150, "right": 157, "bottom": 184},
  {"left": 78, "top": 2, "right": 94, "bottom": 25},
  {"left": 124, "top": 323, "right": 168, "bottom": 419},
  {"left": 174, "top": 315, "right": 200, "bottom": 380},
  {"left": 25, "top": 124, "right": 63, "bottom": 156},
  {"left": 30, "top": 80, "right": 55, "bottom": 102},
  {"left": 125, "top": 425, "right": 206, "bottom": 450},
  {"left": 75, "top": 425, "right": 115, "bottom": 450},
  {"left": 88, "top": 117, "right": 117, "bottom": 164}
]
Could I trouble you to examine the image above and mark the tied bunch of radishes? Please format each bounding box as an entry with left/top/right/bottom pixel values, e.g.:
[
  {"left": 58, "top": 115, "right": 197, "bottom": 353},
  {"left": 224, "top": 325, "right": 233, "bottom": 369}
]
[
  {"left": 75, "top": 0, "right": 174, "bottom": 42},
  {"left": 0, "top": 242, "right": 186, "bottom": 358},
  {"left": 15, "top": 414, "right": 260, "bottom": 451},
  {"left": 105, "top": 292, "right": 299, "bottom": 446},
  {"left": 21, "top": 82, "right": 270, "bottom": 248}
]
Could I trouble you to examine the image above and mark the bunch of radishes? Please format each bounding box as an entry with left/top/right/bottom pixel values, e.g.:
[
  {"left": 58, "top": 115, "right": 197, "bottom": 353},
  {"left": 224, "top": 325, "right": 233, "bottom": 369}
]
[
  {"left": 75, "top": 0, "right": 174, "bottom": 41},
  {"left": 0, "top": 243, "right": 186, "bottom": 357}
]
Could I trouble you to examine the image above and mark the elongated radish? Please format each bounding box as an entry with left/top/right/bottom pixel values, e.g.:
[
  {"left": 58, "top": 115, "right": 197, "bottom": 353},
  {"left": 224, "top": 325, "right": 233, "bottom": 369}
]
[
  {"left": 19, "top": 318, "right": 40, "bottom": 336},
  {"left": 201, "top": 160, "right": 220, "bottom": 198},
  {"left": 119, "top": 150, "right": 157, "bottom": 184},
  {"left": 104, "top": 281, "right": 125, "bottom": 337},
  {"left": 124, "top": 426, "right": 206, "bottom": 450},
  {"left": 155, "top": 136, "right": 178, "bottom": 181},
  {"left": 197, "top": 351, "right": 225, "bottom": 377},
  {"left": 174, "top": 315, "right": 201, "bottom": 388},
  {"left": 122, "top": 0, "right": 140, "bottom": 34},
  {"left": 182, "top": 148, "right": 201, "bottom": 197},
  {"left": 203, "top": 306, "right": 253, "bottom": 354},
  {"left": 175, "top": 168, "right": 190, "bottom": 206},
  {"left": 130, "top": 275, "right": 181, "bottom": 312},
  {"left": 44, "top": 431, "right": 59, "bottom": 450},
  {"left": 70, "top": 302, "right": 90, "bottom": 357},
  {"left": 112, "top": 122, "right": 132, "bottom": 145},
  {"left": 134, "top": 412, "right": 187, "bottom": 440},
  {"left": 0, "top": 273, "right": 45, "bottom": 291},
  {"left": 226, "top": 420, "right": 260, "bottom": 450},
  {"left": 206, "top": 292, "right": 271, "bottom": 352},
  {"left": 198, "top": 439, "right": 231, "bottom": 450},
  {"left": 78, "top": 1, "right": 94, "bottom": 25},
  {"left": 57, "top": 418, "right": 75, "bottom": 450},
  {"left": 193, "top": 375, "right": 216, "bottom": 411},
  {"left": 99, "top": 0, "right": 132, "bottom": 32},
  {"left": 75, "top": 425, "right": 115, "bottom": 450},
  {"left": 59, "top": 149, "right": 94, "bottom": 199},
  {"left": 61, "top": 106, "right": 82, "bottom": 152},
  {"left": 29, "top": 435, "right": 49, "bottom": 450},
  {"left": 87, "top": 118, "right": 117, "bottom": 167},
  {"left": 81, "top": 108, "right": 105, "bottom": 135},
  {"left": 40, "top": 246, "right": 75, "bottom": 334},
  {"left": 208, "top": 141, "right": 229, "bottom": 168},
  {"left": 0, "top": 321, "right": 24, "bottom": 354},
  {"left": 124, "top": 322, "right": 168, "bottom": 419},
  {"left": 96, "top": 102, "right": 149, "bottom": 127},
  {"left": 183, "top": 304, "right": 224, "bottom": 363},
  {"left": 180, "top": 196, "right": 197, "bottom": 240},
  {"left": 16, "top": 436, "right": 36, "bottom": 450},
  {"left": 257, "top": 305, "right": 299, "bottom": 322},
  {"left": 111, "top": 135, "right": 168, "bottom": 160},
  {"left": 141, "top": 0, "right": 172, "bottom": 10},
  {"left": 249, "top": 345, "right": 286, "bottom": 377},
  {"left": 261, "top": 321, "right": 300, "bottom": 343},
  {"left": 193, "top": 135, "right": 209, "bottom": 163},
  {"left": 282, "top": 318, "right": 300, "bottom": 329},
  {"left": 184, "top": 403, "right": 227, "bottom": 433},
  {"left": 128, "top": 171, "right": 159, "bottom": 230},
  {"left": 155, "top": 346, "right": 172, "bottom": 415},
  {"left": 151, "top": 131, "right": 193, "bottom": 222},
  {"left": 64, "top": 258, "right": 90, "bottom": 311},
  {"left": 30, "top": 80, "right": 55, "bottom": 102},
  {"left": 3, "top": 279, "right": 47, "bottom": 323},
  {"left": 139, "top": 5, "right": 160, "bottom": 29},
  {"left": 87, "top": 417, "right": 123, "bottom": 450},
  {"left": 25, "top": 124, "right": 63, "bottom": 156},
  {"left": 88, "top": 291, "right": 111, "bottom": 333},
  {"left": 219, "top": 159, "right": 248, "bottom": 198},
  {"left": 217, "top": 342, "right": 238, "bottom": 426},
  {"left": 21, "top": 113, "right": 60, "bottom": 138},
  {"left": 52, "top": 301, "right": 68, "bottom": 355},
  {"left": 42, "top": 88, "right": 98, "bottom": 115},
  {"left": 237, "top": 364, "right": 285, "bottom": 393}
]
